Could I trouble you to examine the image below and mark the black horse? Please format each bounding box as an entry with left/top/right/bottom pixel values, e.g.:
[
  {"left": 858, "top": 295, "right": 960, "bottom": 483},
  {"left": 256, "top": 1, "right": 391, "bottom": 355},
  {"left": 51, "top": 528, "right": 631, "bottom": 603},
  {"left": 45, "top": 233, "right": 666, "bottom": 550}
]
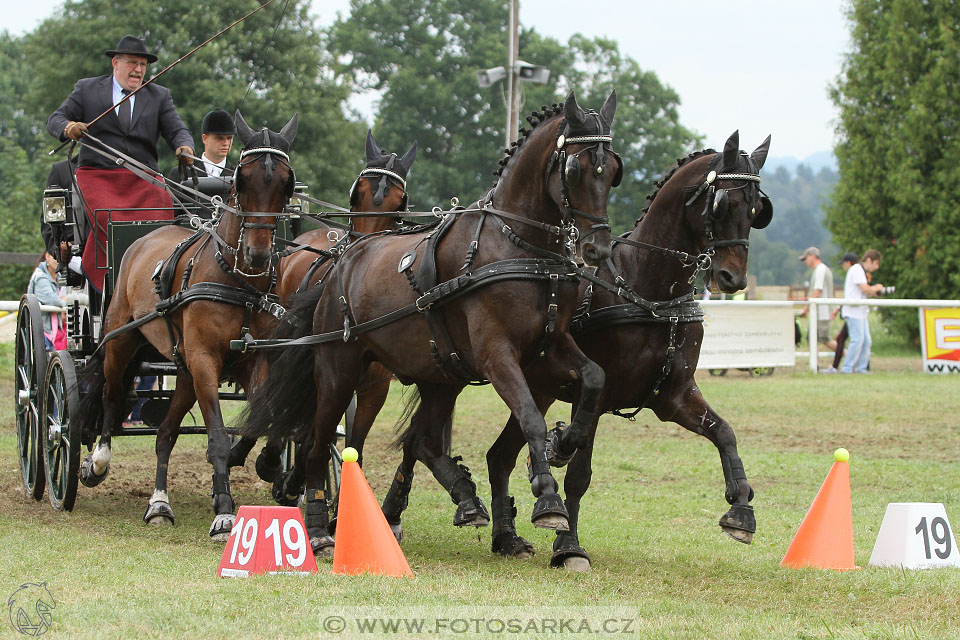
[
  {"left": 480, "top": 130, "right": 772, "bottom": 569},
  {"left": 243, "top": 91, "right": 622, "bottom": 556}
]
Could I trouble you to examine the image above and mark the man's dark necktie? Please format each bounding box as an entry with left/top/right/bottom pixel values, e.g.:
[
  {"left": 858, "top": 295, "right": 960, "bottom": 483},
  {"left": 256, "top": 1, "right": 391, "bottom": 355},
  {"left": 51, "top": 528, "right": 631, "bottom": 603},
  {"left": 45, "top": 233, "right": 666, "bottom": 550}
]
[{"left": 118, "top": 89, "right": 131, "bottom": 133}]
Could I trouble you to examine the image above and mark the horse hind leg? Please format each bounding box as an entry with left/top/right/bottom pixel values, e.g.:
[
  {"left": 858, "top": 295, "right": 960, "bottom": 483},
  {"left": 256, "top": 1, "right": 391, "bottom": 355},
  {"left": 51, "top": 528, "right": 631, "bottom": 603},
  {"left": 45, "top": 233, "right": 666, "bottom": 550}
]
[
  {"left": 487, "top": 411, "right": 541, "bottom": 559},
  {"left": 657, "top": 390, "right": 756, "bottom": 544},
  {"left": 144, "top": 373, "right": 196, "bottom": 526},
  {"left": 407, "top": 385, "right": 489, "bottom": 528},
  {"left": 380, "top": 444, "right": 416, "bottom": 543}
]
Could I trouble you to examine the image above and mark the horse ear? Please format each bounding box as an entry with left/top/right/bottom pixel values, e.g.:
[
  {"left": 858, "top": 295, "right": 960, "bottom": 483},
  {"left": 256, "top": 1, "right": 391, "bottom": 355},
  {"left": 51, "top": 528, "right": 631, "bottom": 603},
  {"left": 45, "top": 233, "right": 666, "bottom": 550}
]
[
  {"left": 750, "top": 134, "right": 772, "bottom": 171},
  {"left": 279, "top": 113, "right": 299, "bottom": 146},
  {"left": 366, "top": 129, "right": 382, "bottom": 162},
  {"left": 235, "top": 110, "right": 255, "bottom": 146},
  {"left": 399, "top": 140, "right": 418, "bottom": 173},
  {"left": 723, "top": 130, "right": 740, "bottom": 168},
  {"left": 600, "top": 89, "right": 617, "bottom": 127},
  {"left": 564, "top": 91, "right": 586, "bottom": 126}
]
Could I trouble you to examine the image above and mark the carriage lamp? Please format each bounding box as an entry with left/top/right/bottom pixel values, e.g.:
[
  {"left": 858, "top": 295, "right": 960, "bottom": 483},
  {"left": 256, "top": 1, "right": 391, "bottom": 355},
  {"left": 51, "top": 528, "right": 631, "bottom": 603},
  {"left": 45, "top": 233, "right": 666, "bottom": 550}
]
[
  {"left": 289, "top": 182, "right": 309, "bottom": 216},
  {"left": 43, "top": 188, "right": 69, "bottom": 223}
]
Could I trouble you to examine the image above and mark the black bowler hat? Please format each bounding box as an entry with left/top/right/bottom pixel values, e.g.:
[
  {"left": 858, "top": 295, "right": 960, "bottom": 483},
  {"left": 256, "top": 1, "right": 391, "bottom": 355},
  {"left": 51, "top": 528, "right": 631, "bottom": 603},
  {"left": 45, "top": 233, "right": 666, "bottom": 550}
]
[
  {"left": 201, "top": 109, "right": 236, "bottom": 135},
  {"left": 105, "top": 35, "right": 158, "bottom": 64}
]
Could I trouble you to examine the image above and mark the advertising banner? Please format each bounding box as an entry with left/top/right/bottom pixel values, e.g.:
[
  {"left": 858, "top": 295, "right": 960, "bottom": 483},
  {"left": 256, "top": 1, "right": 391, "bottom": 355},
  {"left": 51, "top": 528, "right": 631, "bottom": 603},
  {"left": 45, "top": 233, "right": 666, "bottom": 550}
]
[
  {"left": 919, "top": 308, "right": 960, "bottom": 374},
  {"left": 697, "top": 303, "right": 795, "bottom": 370}
]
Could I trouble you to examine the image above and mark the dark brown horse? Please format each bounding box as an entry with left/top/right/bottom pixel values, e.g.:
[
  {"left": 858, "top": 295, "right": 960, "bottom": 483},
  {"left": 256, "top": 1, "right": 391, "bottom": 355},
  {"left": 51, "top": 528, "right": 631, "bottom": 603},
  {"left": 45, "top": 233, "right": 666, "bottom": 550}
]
[
  {"left": 482, "top": 130, "right": 772, "bottom": 570},
  {"left": 244, "top": 91, "right": 622, "bottom": 555},
  {"left": 73, "top": 111, "right": 298, "bottom": 540},
  {"left": 228, "top": 130, "right": 417, "bottom": 499}
]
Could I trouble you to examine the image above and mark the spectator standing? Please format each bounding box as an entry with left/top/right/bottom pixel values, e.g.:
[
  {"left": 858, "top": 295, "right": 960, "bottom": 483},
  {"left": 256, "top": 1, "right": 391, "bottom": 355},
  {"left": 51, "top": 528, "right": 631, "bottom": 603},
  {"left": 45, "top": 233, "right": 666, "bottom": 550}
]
[
  {"left": 798, "top": 246, "right": 837, "bottom": 356},
  {"left": 27, "top": 252, "right": 66, "bottom": 351},
  {"left": 841, "top": 249, "right": 885, "bottom": 374},
  {"left": 822, "top": 252, "right": 859, "bottom": 373}
]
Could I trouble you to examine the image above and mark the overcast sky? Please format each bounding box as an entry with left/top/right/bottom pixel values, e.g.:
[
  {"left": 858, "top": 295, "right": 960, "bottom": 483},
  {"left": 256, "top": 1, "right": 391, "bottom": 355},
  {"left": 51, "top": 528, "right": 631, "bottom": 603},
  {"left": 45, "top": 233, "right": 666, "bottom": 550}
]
[{"left": 7, "top": 0, "right": 850, "bottom": 160}]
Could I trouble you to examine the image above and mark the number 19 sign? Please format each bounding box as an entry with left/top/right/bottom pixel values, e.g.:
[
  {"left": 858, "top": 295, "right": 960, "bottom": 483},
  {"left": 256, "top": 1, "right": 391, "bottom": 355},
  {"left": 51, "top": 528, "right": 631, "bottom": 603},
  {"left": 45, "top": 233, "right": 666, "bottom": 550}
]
[
  {"left": 869, "top": 503, "right": 960, "bottom": 570},
  {"left": 217, "top": 506, "right": 318, "bottom": 577}
]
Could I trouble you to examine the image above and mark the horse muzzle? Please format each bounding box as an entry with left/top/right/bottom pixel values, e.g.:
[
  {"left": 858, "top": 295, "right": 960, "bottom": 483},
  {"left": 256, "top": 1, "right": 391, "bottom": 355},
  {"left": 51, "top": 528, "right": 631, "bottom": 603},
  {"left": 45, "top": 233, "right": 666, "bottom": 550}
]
[
  {"left": 580, "top": 240, "right": 610, "bottom": 267},
  {"left": 714, "top": 266, "right": 747, "bottom": 294}
]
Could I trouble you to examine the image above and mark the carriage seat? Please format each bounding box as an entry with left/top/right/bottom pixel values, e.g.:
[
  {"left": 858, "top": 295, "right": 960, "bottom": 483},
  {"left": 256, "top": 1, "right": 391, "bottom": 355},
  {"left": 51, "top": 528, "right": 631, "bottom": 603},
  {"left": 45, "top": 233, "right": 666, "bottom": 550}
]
[{"left": 168, "top": 175, "right": 234, "bottom": 219}]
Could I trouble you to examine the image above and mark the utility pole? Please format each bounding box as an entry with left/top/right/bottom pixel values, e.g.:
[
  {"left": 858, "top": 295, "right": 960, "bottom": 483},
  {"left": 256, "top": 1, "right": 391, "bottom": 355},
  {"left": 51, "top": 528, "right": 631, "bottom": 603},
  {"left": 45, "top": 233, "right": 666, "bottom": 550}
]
[{"left": 505, "top": 0, "right": 520, "bottom": 149}]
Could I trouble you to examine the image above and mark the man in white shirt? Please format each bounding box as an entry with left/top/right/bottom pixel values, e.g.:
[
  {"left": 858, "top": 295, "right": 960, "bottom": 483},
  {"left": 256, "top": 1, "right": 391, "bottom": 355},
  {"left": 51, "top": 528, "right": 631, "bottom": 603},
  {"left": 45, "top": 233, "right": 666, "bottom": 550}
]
[
  {"left": 841, "top": 249, "right": 885, "bottom": 374},
  {"left": 168, "top": 109, "right": 235, "bottom": 180},
  {"left": 798, "top": 246, "right": 837, "bottom": 353}
]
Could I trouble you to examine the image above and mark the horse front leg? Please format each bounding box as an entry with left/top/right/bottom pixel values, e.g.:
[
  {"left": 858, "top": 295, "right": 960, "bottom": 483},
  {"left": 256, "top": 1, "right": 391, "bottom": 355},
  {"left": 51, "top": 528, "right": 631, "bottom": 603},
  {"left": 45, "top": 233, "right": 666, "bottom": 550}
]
[
  {"left": 537, "top": 333, "right": 605, "bottom": 467},
  {"left": 187, "top": 353, "right": 235, "bottom": 541},
  {"left": 349, "top": 362, "right": 393, "bottom": 465},
  {"left": 80, "top": 337, "right": 139, "bottom": 488},
  {"left": 653, "top": 384, "right": 756, "bottom": 544},
  {"left": 144, "top": 370, "right": 196, "bottom": 526},
  {"left": 552, "top": 417, "right": 600, "bottom": 571},
  {"left": 484, "top": 358, "right": 568, "bottom": 532},
  {"left": 486, "top": 409, "right": 541, "bottom": 559},
  {"left": 304, "top": 350, "right": 363, "bottom": 557}
]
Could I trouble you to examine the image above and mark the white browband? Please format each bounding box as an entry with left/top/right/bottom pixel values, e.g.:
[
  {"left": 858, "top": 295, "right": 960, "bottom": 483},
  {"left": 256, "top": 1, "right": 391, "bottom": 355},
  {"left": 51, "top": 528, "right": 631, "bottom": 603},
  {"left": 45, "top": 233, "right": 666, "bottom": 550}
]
[
  {"left": 359, "top": 167, "right": 407, "bottom": 188},
  {"left": 239, "top": 147, "right": 290, "bottom": 162}
]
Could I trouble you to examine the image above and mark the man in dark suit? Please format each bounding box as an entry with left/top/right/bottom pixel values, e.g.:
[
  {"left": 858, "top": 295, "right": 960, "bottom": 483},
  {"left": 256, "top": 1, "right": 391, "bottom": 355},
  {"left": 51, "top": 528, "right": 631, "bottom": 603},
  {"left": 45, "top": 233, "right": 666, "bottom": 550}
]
[
  {"left": 167, "top": 109, "right": 235, "bottom": 181},
  {"left": 46, "top": 35, "right": 194, "bottom": 172}
]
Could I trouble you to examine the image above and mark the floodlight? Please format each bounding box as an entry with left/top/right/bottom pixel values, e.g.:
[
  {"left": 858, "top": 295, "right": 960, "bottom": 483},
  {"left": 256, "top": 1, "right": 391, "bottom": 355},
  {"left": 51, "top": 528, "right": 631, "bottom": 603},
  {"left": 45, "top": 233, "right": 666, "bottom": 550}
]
[{"left": 476, "top": 66, "right": 507, "bottom": 88}]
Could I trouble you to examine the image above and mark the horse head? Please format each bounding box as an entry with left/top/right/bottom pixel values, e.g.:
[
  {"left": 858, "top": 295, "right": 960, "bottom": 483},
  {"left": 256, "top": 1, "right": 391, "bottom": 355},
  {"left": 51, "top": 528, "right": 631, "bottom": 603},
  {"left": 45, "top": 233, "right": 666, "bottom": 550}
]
[
  {"left": 551, "top": 90, "right": 620, "bottom": 265},
  {"left": 231, "top": 110, "right": 299, "bottom": 273},
  {"left": 348, "top": 129, "right": 418, "bottom": 233},
  {"left": 665, "top": 130, "right": 772, "bottom": 293},
  {"left": 494, "top": 90, "right": 620, "bottom": 267}
]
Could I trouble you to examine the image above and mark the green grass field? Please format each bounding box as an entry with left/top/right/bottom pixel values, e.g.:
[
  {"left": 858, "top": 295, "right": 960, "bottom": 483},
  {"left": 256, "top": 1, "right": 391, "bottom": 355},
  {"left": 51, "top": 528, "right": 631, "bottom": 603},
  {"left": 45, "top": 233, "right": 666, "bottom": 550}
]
[{"left": 2, "top": 339, "right": 959, "bottom": 639}]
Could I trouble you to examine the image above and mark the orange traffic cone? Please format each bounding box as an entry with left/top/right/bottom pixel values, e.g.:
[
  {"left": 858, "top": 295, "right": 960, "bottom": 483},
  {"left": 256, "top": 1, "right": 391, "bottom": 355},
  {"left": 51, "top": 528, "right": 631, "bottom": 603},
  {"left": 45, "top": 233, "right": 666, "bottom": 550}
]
[
  {"left": 781, "top": 448, "right": 859, "bottom": 570},
  {"left": 332, "top": 448, "right": 413, "bottom": 577}
]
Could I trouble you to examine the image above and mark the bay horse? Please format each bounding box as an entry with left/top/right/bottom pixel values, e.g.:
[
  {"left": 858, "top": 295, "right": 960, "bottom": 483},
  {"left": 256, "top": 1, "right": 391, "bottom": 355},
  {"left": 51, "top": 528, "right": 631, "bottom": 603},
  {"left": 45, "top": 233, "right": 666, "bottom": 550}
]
[
  {"left": 244, "top": 91, "right": 622, "bottom": 555},
  {"left": 227, "top": 130, "right": 418, "bottom": 501},
  {"left": 482, "top": 130, "right": 772, "bottom": 570},
  {"left": 73, "top": 111, "right": 298, "bottom": 540}
]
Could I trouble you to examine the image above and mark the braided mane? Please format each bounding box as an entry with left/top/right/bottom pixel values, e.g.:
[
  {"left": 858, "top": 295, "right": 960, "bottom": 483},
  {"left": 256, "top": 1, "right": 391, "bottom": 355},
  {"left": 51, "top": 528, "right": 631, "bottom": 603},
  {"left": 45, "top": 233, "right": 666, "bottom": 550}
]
[
  {"left": 636, "top": 147, "right": 717, "bottom": 225},
  {"left": 491, "top": 103, "right": 566, "bottom": 183}
]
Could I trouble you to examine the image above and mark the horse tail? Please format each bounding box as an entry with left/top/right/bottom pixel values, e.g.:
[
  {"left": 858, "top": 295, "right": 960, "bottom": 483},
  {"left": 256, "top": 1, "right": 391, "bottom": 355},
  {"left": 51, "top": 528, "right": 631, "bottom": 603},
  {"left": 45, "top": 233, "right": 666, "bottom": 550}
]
[
  {"left": 73, "top": 348, "right": 146, "bottom": 437},
  {"left": 391, "top": 387, "right": 422, "bottom": 450},
  {"left": 242, "top": 283, "right": 325, "bottom": 442},
  {"left": 391, "top": 388, "right": 454, "bottom": 457},
  {"left": 73, "top": 350, "right": 106, "bottom": 439}
]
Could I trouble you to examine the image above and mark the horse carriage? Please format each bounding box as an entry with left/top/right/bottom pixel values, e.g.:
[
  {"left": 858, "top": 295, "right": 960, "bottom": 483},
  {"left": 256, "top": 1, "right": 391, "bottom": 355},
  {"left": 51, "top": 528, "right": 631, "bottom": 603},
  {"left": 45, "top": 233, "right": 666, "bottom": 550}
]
[
  {"left": 13, "top": 112, "right": 352, "bottom": 528},
  {"left": 17, "top": 90, "right": 773, "bottom": 569}
]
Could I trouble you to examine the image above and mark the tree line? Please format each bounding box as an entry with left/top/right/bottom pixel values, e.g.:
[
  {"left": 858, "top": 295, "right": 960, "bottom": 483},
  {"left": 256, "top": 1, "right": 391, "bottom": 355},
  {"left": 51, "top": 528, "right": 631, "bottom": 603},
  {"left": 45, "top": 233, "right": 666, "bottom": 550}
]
[{"left": 1, "top": 0, "right": 840, "bottom": 303}]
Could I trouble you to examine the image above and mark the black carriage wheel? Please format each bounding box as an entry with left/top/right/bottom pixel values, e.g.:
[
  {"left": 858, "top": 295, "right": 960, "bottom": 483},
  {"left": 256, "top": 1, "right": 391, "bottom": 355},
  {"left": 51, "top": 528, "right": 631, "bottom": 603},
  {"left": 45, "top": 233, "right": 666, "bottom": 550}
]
[
  {"left": 708, "top": 369, "right": 728, "bottom": 377},
  {"left": 14, "top": 295, "right": 49, "bottom": 501},
  {"left": 42, "top": 351, "right": 81, "bottom": 511}
]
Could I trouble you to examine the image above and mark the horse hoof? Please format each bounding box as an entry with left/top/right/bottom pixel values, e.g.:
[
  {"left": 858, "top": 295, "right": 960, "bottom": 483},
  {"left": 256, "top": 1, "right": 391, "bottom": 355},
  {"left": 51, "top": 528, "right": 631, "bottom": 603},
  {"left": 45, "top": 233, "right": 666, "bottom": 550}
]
[
  {"left": 544, "top": 423, "right": 575, "bottom": 468},
  {"left": 531, "top": 493, "right": 569, "bottom": 531},
  {"left": 209, "top": 513, "right": 236, "bottom": 542},
  {"left": 551, "top": 536, "right": 590, "bottom": 569},
  {"left": 255, "top": 450, "right": 282, "bottom": 484},
  {"left": 80, "top": 455, "right": 109, "bottom": 488},
  {"left": 718, "top": 503, "right": 756, "bottom": 545},
  {"left": 562, "top": 556, "right": 591, "bottom": 572},
  {"left": 453, "top": 497, "right": 490, "bottom": 527},
  {"left": 311, "top": 536, "right": 335, "bottom": 558},
  {"left": 722, "top": 526, "right": 754, "bottom": 545},
  {"left": 532, "top": 513, "right": 569, "bottom": 531},
  {"left": 389, "top": 523, "right": 403, "bottom": 544},
  {"left": 491, "top": 532, "right": 535, "bottom": 559},
  {"left": 143, "top": 500, "right": 175, "bottom": 526}
]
